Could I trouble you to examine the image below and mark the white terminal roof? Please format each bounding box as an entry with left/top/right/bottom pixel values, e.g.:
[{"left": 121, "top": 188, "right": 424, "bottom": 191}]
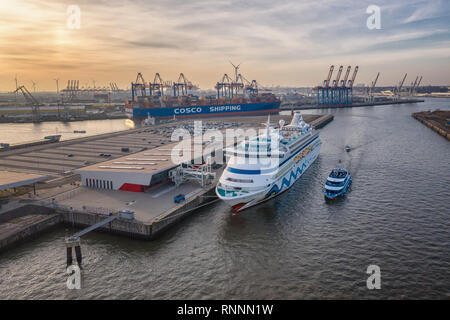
[
  {"left": 75, "top": 140, "right": 210, "bottom": 175},
  {"left": 74, "top": 134, "right": 248, "bottom": 177}
]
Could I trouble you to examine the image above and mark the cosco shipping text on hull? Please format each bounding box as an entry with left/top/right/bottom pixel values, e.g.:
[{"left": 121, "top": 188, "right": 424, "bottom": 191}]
[{"left": 127, "top": 102, "right": 281, "bottom": 120}]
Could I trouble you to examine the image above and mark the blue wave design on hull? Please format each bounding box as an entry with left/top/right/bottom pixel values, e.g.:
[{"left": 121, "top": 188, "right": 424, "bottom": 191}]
[{"left": 265, "top": 154, "right": 317, "bottom": 198}]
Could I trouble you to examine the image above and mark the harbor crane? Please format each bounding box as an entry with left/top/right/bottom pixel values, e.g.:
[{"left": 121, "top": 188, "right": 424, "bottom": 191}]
[
  {"left": 216, "top": 73, "right": 234, "bottom": 98},
  {"left": 331, "top": 65, "right": 343, "bottom": 104},
  {"left": 14, "top": 85, "right": 41, "bottom": 122},
  {"left": 347, "top": 66, "right": 359, "bottom": 88},
  {"left": 318, "top": 65, "right": 334, "bottom": 104},
  {"left": 340, "top": 66, "right": 351, "bottom": 88},
  {"left": 395, "top": 73, "right": 407, "bottom": 98},
  {"left": 238, "top": 74, "right": 259, "bottom": 96},
  {"left": 367, "top": 72, "right": 380, "bottom": 102},
  {"left": 414, "top": 76, "right": 423, "bottom": 95},
  {"left": 149, "top": 73, "right": 172, "bottom": 96},
  {"left": 332, "top": 66, "right": 343, "bottom": 88},
  {"left": 323, "top": 65, "right": 334, "bottom": 88},
  {"left": 151, "top": 73, "right": 164, "bottom": 96},
  {"left": 173, "top": 73, "right": 196, "bottom": 96},
  {"left": 346, "top": 66, "right": 359, "bottom": 104},
  {"left": 409, "top": 76, "right": 422, "bottom": 96},
  {"left": 131, "top": 73, "right": 147, "bottom": 100},
  {"left": 409, "top": 76, "right": 419, "bottom": 96}
]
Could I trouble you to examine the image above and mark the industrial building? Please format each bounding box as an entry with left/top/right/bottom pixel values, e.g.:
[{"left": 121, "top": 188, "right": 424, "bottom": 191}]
[{"left": 74, "top": 140, "right": 212, "bottom": 192}]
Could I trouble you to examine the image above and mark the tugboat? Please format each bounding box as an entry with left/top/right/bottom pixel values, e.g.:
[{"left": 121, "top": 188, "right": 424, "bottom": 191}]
[{"left": 324, "top": 168, "right": 352, "bottom": 199}]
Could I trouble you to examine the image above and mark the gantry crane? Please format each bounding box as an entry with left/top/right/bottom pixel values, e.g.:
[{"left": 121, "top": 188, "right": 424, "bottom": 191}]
[
  {"left": 173, "top": 73, "right": 191, "bottom": 96},
  {"left": 331, "top": 65, "right": 343, "bottom": 104},
  {"left": 410, "top": 76, "right": 418, "bottom": 95},
  {"left": 346, "top": 66, "right": 359, "bottom": 104},
  {"left": 216, "top": 74, "right": 234, "bottom": 98},
  {"left": 414, "top": 76, "right": 423, "bottom": 95},
  {"left": 238, "top": 74, "right": 259, "bottom": 96},
  {"left": 408, "top": 76, "right": 423, "bottom": 96},
  {"left": 131, "top": 72, "right": 147, "bottom": 100},
  {"left": 317, "top": 65, "right": 334, "bottom": 104},
  {"left": 395, "top": 73, "right": 407, "bottom": 98},
  {"left": 368, "top": 72, "right": 380, "bottom": 102}
]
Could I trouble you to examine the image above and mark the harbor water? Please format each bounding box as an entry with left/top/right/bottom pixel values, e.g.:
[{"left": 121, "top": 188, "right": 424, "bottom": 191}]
[
  {"left": 0, "top": 98, "right": 449, "bottom": 299},
  {"left": 0, "top": 119, "right": 132, "bottom": 144}
]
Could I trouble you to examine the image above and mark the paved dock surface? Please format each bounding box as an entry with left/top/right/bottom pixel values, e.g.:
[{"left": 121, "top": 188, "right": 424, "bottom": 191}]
[
  {"left": 58, "top": 183, "right": 203, "bottom": 223},
  {"left": 0, "top": 114, "right": 331, "bottom": 244}
]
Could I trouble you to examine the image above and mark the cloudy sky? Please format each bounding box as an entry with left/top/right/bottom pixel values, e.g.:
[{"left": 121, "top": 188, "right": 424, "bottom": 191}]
[{"left": 0, "top": 0, "right": 449, "bottom": 91}]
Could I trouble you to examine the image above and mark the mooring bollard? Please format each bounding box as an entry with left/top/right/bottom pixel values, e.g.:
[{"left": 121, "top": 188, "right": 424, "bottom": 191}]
[
  {"left": 66, "top": 246, "right": 73, "bottom": 266},
  {"left": 75, "top": 245, "right": 82, "bottom": 267},
  {"left": 65, "top": 237, "right": 81, "bottom": 268}
]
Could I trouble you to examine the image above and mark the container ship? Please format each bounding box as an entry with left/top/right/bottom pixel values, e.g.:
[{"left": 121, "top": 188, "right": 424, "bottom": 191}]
[{"left": 125, "top": 66, "right": 280, "bottom": 122}]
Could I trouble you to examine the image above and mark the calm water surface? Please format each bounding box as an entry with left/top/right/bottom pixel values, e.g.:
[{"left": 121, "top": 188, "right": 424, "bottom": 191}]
[
  {"left": 0, "top": 119, "right": 132, "bottom": 144},
  {"left": 0, "top": 99, "right": 449, "bottom": 299}
]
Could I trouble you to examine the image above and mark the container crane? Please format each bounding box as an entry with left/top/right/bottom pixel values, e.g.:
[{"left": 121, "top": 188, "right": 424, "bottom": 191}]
[
  {"left": 414, "top": 76, "right": 423, "bottom": 95},
  {"left": 409, "top": 76, "right": 419, "bottom": 96},
  {"left": 131, "top": 72, "right": 147, "bottom": 100},
  {"left": 368, "top": 72, "right": 380, "bottom": 102},
  {"left": 317, "top": 65, "right": 334, "bottom": 105},
  {"left": 340, "top": 66, "right": 351, "bottom": 88},
  {"left": 346, "top": 66, "right": 359, "bottom": 104},
  {"left": 150, "top": 73, "right": 165, "bottom": 96},
  {"left": 347, "top": 66, "right": 359, "bottom": 88},
  {"left": 215, "top": 74, "right": 234, "bottom": 98},
  {"left": 395, "top": 73, "right": 407, "bottom": 98},
  {"left": 173, "top": 73, "right": 194, "bottom": 96},
  {"left": 331, "top": 65, "right": 343, "bottom": 104},
  {"left": 238, "top": 74, "right": 258, "bottom": 96}
]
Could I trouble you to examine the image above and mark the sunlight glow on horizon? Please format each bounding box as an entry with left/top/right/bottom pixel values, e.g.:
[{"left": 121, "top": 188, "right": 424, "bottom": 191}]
[{"left": 0, "top": 0, "right": 449, "bottom": 91}]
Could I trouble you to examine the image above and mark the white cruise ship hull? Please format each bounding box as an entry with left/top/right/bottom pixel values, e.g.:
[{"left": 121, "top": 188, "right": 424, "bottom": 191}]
[{"left": 217, "top": 136, "right": 321, "bottom": 212}]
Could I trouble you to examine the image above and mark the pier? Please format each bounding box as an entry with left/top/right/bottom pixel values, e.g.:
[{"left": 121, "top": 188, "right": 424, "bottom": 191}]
[
  {"left": 0, "top": 113, "right": 334, "bottom": 250},
  {"left": 412, "top": 110, "right": 450, "bottom": 140},
  {"left": 281, "top": 99, "right": 424, "bottom": 111}
]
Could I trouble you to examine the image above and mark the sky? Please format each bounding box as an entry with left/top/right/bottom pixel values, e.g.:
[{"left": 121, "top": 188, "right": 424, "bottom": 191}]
[{"left": 0, "top": 0, "right": 449, "bottom": 91}]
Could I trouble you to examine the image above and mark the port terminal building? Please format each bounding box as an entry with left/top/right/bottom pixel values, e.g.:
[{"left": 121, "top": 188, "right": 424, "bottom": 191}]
[{"left": 74, "top": 140, "right": 218, "bottom": 192}]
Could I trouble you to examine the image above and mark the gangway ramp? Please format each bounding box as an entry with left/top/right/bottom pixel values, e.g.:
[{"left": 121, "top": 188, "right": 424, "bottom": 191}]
[{"left": 68, "top": 215, "right": 116, "bottom": 240}]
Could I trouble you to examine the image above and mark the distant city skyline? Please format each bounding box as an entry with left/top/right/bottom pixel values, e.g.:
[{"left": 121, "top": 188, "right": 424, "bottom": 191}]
[{"left": 0, "top": 0, "right": 449, "bottom": 91}]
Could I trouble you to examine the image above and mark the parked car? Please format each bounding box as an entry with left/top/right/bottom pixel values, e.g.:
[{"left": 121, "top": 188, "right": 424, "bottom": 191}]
[{"left": 174, "top": 194, "right": 185, "bottom": 203}]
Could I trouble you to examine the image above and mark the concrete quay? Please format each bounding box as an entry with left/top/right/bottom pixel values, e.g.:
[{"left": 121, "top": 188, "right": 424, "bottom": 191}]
[{"left": 0, "top": 113, "right": 334, "bottom": 250}]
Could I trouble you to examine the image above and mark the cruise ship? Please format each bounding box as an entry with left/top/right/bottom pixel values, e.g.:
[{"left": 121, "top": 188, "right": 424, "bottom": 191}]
[{"left": 216, "top": 112, "right": 321, "bottom": 212}]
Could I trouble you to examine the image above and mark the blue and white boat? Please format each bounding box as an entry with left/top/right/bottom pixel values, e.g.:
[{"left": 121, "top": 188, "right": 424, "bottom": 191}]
[
  {"left": 216, "top": 111, "right": 321, "bottom": 212},
  {"left": 324, "top": 168, "right": 352, "bottom": 199}
]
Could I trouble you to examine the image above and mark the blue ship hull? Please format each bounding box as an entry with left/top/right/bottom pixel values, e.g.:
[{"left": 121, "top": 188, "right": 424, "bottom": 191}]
[{"left": 128, "top": 101, "right": 281, "bottom": 120}]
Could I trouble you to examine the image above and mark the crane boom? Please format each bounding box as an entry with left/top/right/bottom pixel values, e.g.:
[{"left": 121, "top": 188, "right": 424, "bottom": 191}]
[
  {"left": 409, "top": 76, "right": 419, "bottom": 94},
  {"left": 323, "top": 65, "right": 334, "bottom": 88},
  {"left": 371, "top": 72, "right": 380, "bottom": 89},
  {"left": 341, "top": 66, "right": 351, "bottom": 88},
  {"left": 347, "top": 66, "right": 359, "bottom": 88},
  {"left": 14, "top": 85, "right": 41, "bottom": 122},
  {"left": 332, "top": 66, "right": 343, "bottom": 88},
  {"left": 416, "top": 76, "right": 422, "bottom": 88},
  {"left": 398, "top": 73, "right": 407, "bottom": 91}
]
